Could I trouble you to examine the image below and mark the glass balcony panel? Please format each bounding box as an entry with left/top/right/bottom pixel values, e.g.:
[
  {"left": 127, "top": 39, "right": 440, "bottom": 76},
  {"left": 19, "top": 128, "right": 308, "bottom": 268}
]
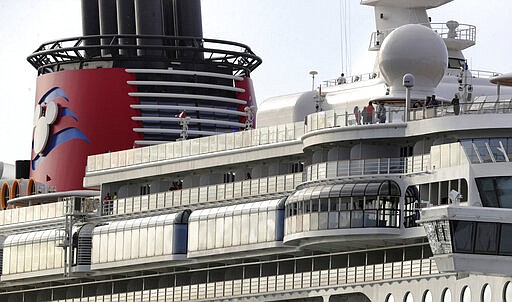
[
  {"left": 125, "top": 149, "right": 134, "bottom": 166},
  {"left": 199, "top": 136, "right": 210, "bottom": 154},
  {"left": 149, "top": 145, "right": 158, "bottom": 162},
  {"left": 226, "top": 133, "right": 235, "bottom": 150},
  {"left": 286, "top": 123, "right": 295, "bottom": 140},
  {"left": 181, "top": 189, "right": 190, "bottom": 205},
  {"left": 241, "top": 131, "right": 251, "bottom": 147},
  {"left": 277, "top": 124, "right": 286, "bottom": 142},
  {"left": 172, "top": 191, "right": 181, "bottom": 206},
  {"left": 269, "top": 127, "right": 277, "bottom": 144},
  {"left": 133, "top": 148, "right": 142, "bottom": 165},
  {"left": 233, "top": 182, "right": 242, "bottom": 198},
  {"left": 252, "top": 130, "right": 260, "bottom": 146},
  {"left": 165, "top": 143, "right": 173, "bottom": 160},
  {"left": 250, "top": 179, "right": 259, "bottom": 195},
  {"left": 216, "top": 185, "right": 225, "bottom": 200},
  {"left": 157, "top": 144, "right": 166, "bottom": 161},
  {"left": 234, "top": 132, "right": 243, "bottom": 149},
  {"left": 317, "top": 112, "right": 326, "bottom": 129},
  {"left": 217, "top": 134, "right": 226, "bottom": 151},
  {"left": 190, "top": 188, "right": 199, "bottom": 204},
  {"left": 181, "top": 140, "right": 191, "bottom": 157},
  {"left": 190, "top": 139, "right": 200, "bottom": 156},
  {"left": 140, "top": 147, "right": 150, "bottom": 163},
  {"left": 173, "top": 142, "right": 182, "bottom": 158},
  {"left": 102, "top": 153, "right": 111, "bottom": 169},
  {"left": 209, "top": 135, "right": 218, "bottom": 152}
]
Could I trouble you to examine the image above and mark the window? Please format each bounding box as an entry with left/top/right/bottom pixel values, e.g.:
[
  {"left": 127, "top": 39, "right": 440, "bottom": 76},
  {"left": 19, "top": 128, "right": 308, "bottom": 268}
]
[
  {"left": 422, "top": 290, "right": 432, "bottom": 302},
  {"left": 461, "top": 286, "right": 472, "bottom": 302},
  {"left": 481, "top": 283, "right": 491, "bottom": 302},
  {"left": 476, "top": 177, "right": 512, "bottom": 208},
  {"left": 404, "top": 292, "right": 413, "bottom": 302},
  {"left": 500, "top": 224, "right": 512, "bottom": 255},
  {"left": 441, "top": 288, "right": 452, "bottom": 302},
  {"left": 504, "top": 282, "right": 512, "bottom": 302},
  {"left": 386, "top": 293, "right": 395, "bottom": 302},
  {"left": 474, "top": 223, "right": 498, "bottom": 254},
  {"left": 451, "top": 221, "right": 474, "bottom": 253}
]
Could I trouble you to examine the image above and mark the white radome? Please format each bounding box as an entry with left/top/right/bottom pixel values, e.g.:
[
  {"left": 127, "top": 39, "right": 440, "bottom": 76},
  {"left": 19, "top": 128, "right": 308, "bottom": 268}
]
[{"left": 379, "top": 24, "right": 448, "bottom": 98}]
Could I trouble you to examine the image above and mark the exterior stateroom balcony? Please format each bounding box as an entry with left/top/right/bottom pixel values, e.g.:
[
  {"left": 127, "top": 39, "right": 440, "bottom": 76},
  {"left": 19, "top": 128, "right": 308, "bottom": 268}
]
[{"left": 419, "top": 205, "right": 512, "bottom": 277}]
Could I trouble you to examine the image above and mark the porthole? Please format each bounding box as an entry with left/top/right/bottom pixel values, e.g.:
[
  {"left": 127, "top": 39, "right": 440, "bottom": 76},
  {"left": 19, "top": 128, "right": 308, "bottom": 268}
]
[
  {"left": 442, "top": 288, "right": 452, "bottom": 302},
  {"left": 504, "top": 282, "right": 512, "bottom": 302},
  {"left": 404, "top": 292, "right": 413, "bottom": 302},
  {"left": 423, "top": 290, "right": 432, "bottom": 302},
  {"left": 461, "top": 286, "right": 472, "bottom": 302},
  {"left": 386, "top": 293, "right": 395, "bottom": 302},
  {"left": 481, "top": 283, "right": 492, "bottom": 302}
]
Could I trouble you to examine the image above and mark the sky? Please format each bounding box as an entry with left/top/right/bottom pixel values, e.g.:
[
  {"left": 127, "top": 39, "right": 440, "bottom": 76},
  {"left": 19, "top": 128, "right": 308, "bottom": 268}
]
[{"left": 0, "top": 0, "right": 511, "bottom": 165}]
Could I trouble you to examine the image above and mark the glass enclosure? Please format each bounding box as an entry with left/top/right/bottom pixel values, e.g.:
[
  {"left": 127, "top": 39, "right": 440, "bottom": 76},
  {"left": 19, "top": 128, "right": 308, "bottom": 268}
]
[
  {"left": 285, "top": 181, "right": 401, "bottom": 235},
  {"left": 91, "top": 212, "right": 189, "bottom": 267},
  {"left": 188, "top": 199, "right": 285, "bottom": 255}
]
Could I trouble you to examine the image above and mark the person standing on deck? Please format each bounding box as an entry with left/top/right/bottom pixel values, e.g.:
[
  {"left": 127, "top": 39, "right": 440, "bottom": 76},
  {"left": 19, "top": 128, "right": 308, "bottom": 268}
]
[{"left": 367, "top": 101, "right": 375, "bottom": 124}]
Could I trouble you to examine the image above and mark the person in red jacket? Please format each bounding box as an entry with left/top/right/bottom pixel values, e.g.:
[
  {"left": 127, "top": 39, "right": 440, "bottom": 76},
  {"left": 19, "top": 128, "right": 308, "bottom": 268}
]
[{"left": 366, "top": 101, "right": 375, "bottom": 124}]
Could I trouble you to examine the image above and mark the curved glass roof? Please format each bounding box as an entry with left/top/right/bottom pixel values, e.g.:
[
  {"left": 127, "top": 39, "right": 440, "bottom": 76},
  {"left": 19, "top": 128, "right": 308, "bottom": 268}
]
[
  {"left": 93, "top": 211, "right": 190, "bottom": 235},
  {"left": 189, "top": 198, "right": 286, "bottom": 222},
  {"left": 4, "top": 229, "right": 67, "bottom": 247},
  {"left": 286, "top": 180, "right": 401, "bottom": 206}
]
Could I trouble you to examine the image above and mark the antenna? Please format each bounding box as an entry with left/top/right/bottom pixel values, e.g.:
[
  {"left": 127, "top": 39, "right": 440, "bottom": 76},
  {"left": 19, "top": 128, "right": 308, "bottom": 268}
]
[{"left": 309, "top": 71, "right": 318, "bottom": 91}]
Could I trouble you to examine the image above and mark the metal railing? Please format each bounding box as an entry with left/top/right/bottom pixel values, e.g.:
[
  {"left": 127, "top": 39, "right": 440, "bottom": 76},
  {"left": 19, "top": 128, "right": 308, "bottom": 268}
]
[
  {"left": 0, "top": 201, "right": 65, "bottom": 227},
  {"left": 285, "top": 209, "right": 401, "bottom": 234},
  {"left": 27, "top": 35, "right": 262, "bottom": 76},
  {"left": 87, "top": 122, "right": 304, "bottom": 173},
  {"left": 48, "top": 258, "right": 438, "bottom": 302},
  {"left": 368, "top": 22, "right": 476, "bottom": 50},
  {"left": 102, "top": 173, "right": 302, "bottom": 216},
  {"left": 305, "top": 155, "right": 431, "bottom": 181},
  {"left": 322, "top": 71, "right": 380, "bottom": 87},
  {"left": 305, "top": 98, "right": 512, "bottom": 133}
]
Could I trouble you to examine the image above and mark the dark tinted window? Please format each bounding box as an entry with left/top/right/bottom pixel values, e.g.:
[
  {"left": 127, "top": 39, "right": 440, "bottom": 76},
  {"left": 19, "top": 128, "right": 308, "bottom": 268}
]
[
  {"left": 451, "top": 221, "right": 474, "bottom": 253},
  {"left": 500, "top": 224, "right": 512, "bottom": 255},
  {"left": 476, "top": 177, "right": 512, "bottom": 208},
  {"left": 474, "top": 222, "right": 498, "bottom": 254}
]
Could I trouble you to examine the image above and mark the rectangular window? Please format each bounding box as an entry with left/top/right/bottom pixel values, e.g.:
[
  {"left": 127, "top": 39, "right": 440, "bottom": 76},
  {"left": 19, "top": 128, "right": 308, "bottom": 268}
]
[
  {"left": 451, "top": 221, "right": 474, "bottom": 253},
  {"left": 474, "top": 222, "right": 498, "bottom": 254},
  {"left": 499, "top": 224, "right": 512, "bottom": 255}
]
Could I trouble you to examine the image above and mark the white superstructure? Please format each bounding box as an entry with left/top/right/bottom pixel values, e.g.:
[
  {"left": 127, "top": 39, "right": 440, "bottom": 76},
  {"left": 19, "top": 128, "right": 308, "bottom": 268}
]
[{"left": 1, "top": 1, "right": 512, "bottom": 301}]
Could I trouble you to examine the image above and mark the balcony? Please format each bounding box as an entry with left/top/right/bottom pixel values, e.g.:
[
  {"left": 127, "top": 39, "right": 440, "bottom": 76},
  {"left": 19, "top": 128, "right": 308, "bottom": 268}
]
[{"left": 102, "top": 173, "right": 303, "bottom": 217}]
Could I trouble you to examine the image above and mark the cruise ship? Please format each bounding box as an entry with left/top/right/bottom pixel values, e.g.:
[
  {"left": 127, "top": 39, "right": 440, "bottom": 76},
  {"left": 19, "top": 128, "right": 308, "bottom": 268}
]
[{"left": 1, "top": 0, "right": 512, "bottom": 301}]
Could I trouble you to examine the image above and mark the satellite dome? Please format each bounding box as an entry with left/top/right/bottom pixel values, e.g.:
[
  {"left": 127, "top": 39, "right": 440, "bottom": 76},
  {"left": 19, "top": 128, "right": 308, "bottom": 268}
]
[{"left": 378, "top": 24, "right": 448, "bottom": 98}]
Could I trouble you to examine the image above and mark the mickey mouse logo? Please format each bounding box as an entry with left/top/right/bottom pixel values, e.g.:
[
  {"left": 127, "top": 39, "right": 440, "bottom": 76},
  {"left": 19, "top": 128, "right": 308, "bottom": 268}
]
[
  {"left": 33, "top": 101, "right": 59, "bottom": 154},
  {"left": 32, "top": 87, "right": 90, "bottom": 170}
]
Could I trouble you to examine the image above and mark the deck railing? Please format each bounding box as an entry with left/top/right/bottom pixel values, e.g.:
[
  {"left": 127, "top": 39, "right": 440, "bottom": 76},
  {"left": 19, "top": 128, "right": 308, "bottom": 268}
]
[
  {"left": 103, "top": 173, "right": 303, "bottom": 216},
  {"left": 305, "top": 155, "right": 431, "bottom": 181},
  {"left": 87, "top": 122, "right": 304, "bottom": 173},
  {"left": 49, "top": 258, "right": 438, "bottom": 302},
  {"left": 305, "top": 98, "right": 512, "bottom": 133}
]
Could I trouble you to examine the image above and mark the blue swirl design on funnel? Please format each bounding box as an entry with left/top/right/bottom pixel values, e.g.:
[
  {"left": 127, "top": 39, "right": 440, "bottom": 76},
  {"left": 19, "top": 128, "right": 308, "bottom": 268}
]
[{"left": 32, "top": 87, "right": 90, "bottom": 170}]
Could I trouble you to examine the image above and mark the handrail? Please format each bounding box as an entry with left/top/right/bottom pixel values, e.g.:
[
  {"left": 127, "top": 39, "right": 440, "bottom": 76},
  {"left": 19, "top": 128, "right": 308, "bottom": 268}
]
[
  {"left": 322, "top": 71, "right": 380, "bottom": 87},
  {"left": 27, "top": 34, "right": 262, "bottom": 76},
  {"left": 0, "top": 201, "right": 66, "bottom": 227},
  {"left": 368, "top": 22, "right": 476, "bottom": 50},
  {"left": 72, "top": 258, "right": 438, "bottom": 300},
  {"left": 304, "top": 155, "right": 431, "bottom": 181},
  {"left": 305, "top": 98, "right": 512, "bottom": 133},
  {"left": 102, "top": 173, "right": 303, "bottom": 216},
  {"left": 86, "top": 122, "right": 304, "bottom": 173}
]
